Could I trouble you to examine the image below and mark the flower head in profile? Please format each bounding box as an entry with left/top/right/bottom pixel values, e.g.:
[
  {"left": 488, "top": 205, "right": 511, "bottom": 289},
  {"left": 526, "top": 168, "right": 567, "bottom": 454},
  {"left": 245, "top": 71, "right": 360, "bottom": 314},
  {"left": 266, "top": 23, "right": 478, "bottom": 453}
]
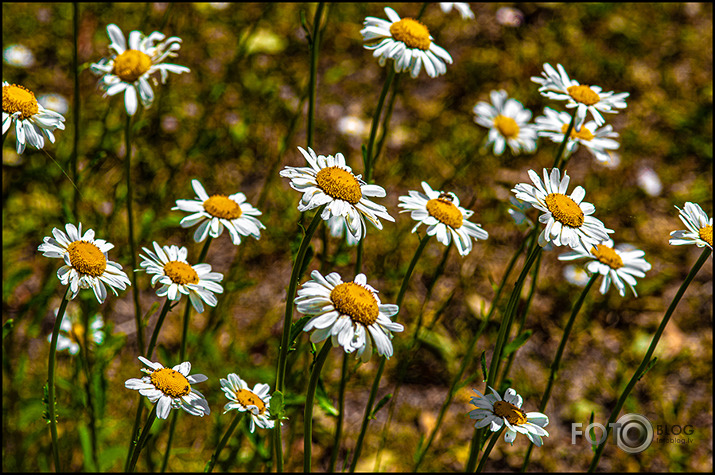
[
  {"left": 531, "top": 63, "right": 629, "bottom": 131},
  {"left": 139, "top": 242, "right": 223, "bottom": 313},
  {"left": 47, "top": 308, "right": 104, "bottom": 355},
  {"left": 173, "top": 179, "right": 265, "bottom": 245},
  {"left": 469, "top": 386, "right": 549, "bottom": 447},
  {"left": 220, "top": 373, "right": 274, "bottom": 433},
  {"left": 473, "top": 90, "right": 537, "bottom": 156},
  {"left": 669, "top": 202, "right": 712, "bottom": 250},
  {"left": 398, "top": 181, "right": 489, "bottom": 256},
  {"left": 296, "top": 270, "right": 404, "bottom": 363},
  {"left": 125, "top": 356, "right": 210, "bottom": 420},
  {"left": 361, "top": 7, "right": 453, "bottom": 78},
  {"left": 439, "top": 3, "right": 475, "bottom": 19},
  {"left": 3, "top": 81, "right": 66, "bottom": 154},
  {"left": 90, "top": 24, "right": 190, "bottom": 116},
  {"left": 38, "top": 223, "right": 130, "bottom": 303},
  {"left": 280, "top": 146, "right": 394, "bottom": 241}
]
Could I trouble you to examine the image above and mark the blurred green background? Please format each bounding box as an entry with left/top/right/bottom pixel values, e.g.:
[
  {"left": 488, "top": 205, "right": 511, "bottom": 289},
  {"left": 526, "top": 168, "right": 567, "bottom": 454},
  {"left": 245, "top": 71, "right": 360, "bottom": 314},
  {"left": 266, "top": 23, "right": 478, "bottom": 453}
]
[{"left": 2, "top": 2, "right": 712, "bottom": 472}]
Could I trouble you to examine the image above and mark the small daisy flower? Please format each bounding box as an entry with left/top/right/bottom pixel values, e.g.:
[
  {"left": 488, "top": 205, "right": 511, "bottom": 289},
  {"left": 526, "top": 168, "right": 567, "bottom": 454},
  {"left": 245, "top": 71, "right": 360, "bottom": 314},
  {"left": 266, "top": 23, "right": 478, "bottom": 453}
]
[
  {"left": 469, "top": 386, "right": 549, "bottom": 447},
  {"left": 139, "top": 242, "right": 224, "bottom": 313},
  {"left": 125, "top": 356, "right": 210, "bottom": 420},
  {"left": 296, "top": 270, "right": 404, "bottom": 363},
  {"left": 3, "top": 44, "right": 36, "bottom": 68},
  {"left": 669, "top": 202, "right": 712, "bottom": 250},
  {"left": 559, "top": 239, "right": 652, "bottom": 297},
  {"left": 47, "top": 308, "right": 104, "bottom": 355},
  {"left": 512, "top": 168, "right": 613, "bottom": 249},
  {"left": 361, "top": 7, "right": 453, "bottom": 78},
  {"left": 439, "top": 3, "right": 475, "bottom": 19},
  {"left": 398, "top": 181, "right": 489, "bottom": 257},
  {"left": 38, "top": 223, "right": 131, "bottom": 303},
  {"left": 534, "top": 107, "right": 619, "bottom": 163},
  {"left": 3, "top": 81, "right": 66, "bottom": 154},
  {"left": 327, "top": 215, "right": 360, "bottom": 247},
  {"left": 531, "top": 63, "right": 629, "bottom": 131},
  {"left": 172, "top": 179, "right": 265, "bottom": 245},
  {"left": 220, "top": 373, "right": 274, "bottom": 433},
  {"left": 280, "top": 146, "right": 394, "bottom": 241},
  {"left": 90, "top": 24, "right": 190, "bottom": 116},
  {"left": 473, "top": 90, "right": 537, "bottom": 156}
]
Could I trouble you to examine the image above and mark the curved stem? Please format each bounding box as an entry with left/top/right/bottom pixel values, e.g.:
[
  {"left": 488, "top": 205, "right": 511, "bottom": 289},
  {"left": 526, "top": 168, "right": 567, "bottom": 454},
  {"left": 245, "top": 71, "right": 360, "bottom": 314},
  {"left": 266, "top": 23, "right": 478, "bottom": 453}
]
[
  {"left": 127, "top": 404, "right": 158, "bottom": 472},
  {"left": 475, "top": 428, "right": 503, "bottom": 472},
  {"left": 47, "top": 286, "right": 71, "bottom": 472},
  {"left": 304, "top": 341, "right": 332, "bottom": 472},
  {"left": 125, "top": 114, "right": 144, "bottom": 353},
  {"left": 206, "top": 412, "right": 244, "bottom": 473}
]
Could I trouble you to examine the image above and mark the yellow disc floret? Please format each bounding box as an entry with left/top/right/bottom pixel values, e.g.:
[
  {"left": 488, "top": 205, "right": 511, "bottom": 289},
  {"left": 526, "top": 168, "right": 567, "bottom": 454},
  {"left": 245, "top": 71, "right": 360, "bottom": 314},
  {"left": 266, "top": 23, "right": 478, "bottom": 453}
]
[
  {"left": 544, "top": 193, "right": 585, "bottom": 227},
  {"left": 203, "top": 195, "right": 243, "bottom": 220},
  {"left": 389, "top": 18, "right": 431, "bottom": 51},
  {"left": 561, "top": 123, "right": 595, "bottom": 141},
  {"left": 67, "top": 241, "right": 107, "bottom": 277},
  {"left": 426, "top": 193, "right": 463, "bottom": 229},
  {"left": 567, "top": 85, "right": 600, "bottom": 106},
  {"left": 315, "top": 167, "right": 363, "bottom": 204},
  {"left": 112, "top": 49, "right": 152, "bottom": 82},
  {"left": 330, "top": 282, "right": 379, "bottom": 326},
  {"left": 3, "top": 84, "right": 39, "bottom": 120},
  {"left": 699, "top": 224, "right": 712, "bottom": 247},
  {"left": 591, "top": 244, "right": 624, "bottom": 269},
  {"left": 150, "top": 368, "right": 191, "bottom": 398},
  {"left": 493, "top": 400, "right": 528, "bottom": 426},
  {"left": 234, "top": 389, "right": 267, "bottom": 414},
  {"left": 494, "top": 115, "right": 520, "bottom": 139},
  {"left": 163, "top": 261, "right": 199, "bottom": 285}
]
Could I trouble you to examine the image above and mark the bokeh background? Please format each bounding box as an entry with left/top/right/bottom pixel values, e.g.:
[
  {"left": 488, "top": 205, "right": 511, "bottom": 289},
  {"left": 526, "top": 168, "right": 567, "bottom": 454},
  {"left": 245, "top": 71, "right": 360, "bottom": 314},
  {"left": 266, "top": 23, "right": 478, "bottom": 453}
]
[{"left": 2, "top": 2, "right": 712, "bottom": 472}]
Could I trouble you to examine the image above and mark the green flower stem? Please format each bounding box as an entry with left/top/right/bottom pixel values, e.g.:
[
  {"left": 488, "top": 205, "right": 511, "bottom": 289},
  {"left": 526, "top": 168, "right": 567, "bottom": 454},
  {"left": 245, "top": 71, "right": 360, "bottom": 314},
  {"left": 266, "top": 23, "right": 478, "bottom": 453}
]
[
  {"left": 475, "top": 427, "right": 504, "bottom": 473},
  {"left": 364, "top": 67, "right": 396, "bottom": 183},
  {"left": 127, "top": 404, "right": 158, "bottom": 472},
  {"left": 328, "top": 352, "right": 349, "bottom": 472},
  {"left": 125, "top": 114, "right": 144, "bottom": 354},
  {"left": 306, "top": 2, "right": 325, "bottom": 149},
  {"left": 124, "top": 396, "right": 145, "bottom": 471},
  {"left": 304, "top": 340, "right": 332, "bottom": 472},
  {"left": 372, "top": 73, "right": 401, "bottom": 167},
  {"left": 144, "top": 299, "right": 173, "bottom": 359},
  {"left": 588, "top": 247, "right": 711, "bottom": 472},
  {"left": 71, "top": 2, "right": 80, "bottom": 219},
  {"left": 348, "top": 355, "right": 385, "bottom": 473},
  {"left": 553, "top": 111, "right": 576, "bottom": 170},
  {"left": 206, "top": 412, "right": 244, "bottom": 473},
  {"left": 47, "top": 285, "right": 71, "bottom": 472},
  {"left": 79, "top": 312, "right": 99, "bottom": 470}
]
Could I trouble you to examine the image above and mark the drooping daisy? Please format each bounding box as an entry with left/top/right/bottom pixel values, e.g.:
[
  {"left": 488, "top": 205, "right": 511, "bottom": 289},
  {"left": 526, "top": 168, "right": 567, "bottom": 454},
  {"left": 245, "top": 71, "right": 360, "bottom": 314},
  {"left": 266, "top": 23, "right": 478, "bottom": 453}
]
[
  {"left": 90, "top": 24, "right": 190, "bottom": 116},
  {"left": 473, "top": 89, "right": 537, "bottom": 156},
  {"left": 534, "top": 107, "right": 620, "bottom": 163},
  {"left": 3, "top": 81, "right": 66, "bottom": 154},
  {"left": 38, "top": 223, "right": 131, "bottom": 303},
  {"left": 531, "top": 63, "right": 629, "bottom": 131},
  {"left": 139, "top": 241, "right": 224, "bottom": 313},
  {"left": 361, "top": 7, "right": 453, "bottom": 78},
  {"left": 398, "top": 181, "right": 489, "bottom": 256},
  {"left": 559, "top": 239, "right": 652, "bottom": 297},
  {"left": 172, "top": 179, "right": 265, "bottom": 245},
  {"left": 439, "top": 3, "right": 475, "bottom": 19},
  {"left": 280, "top": 146, "right": 394, "bottom": 241},
  {"left": 296, "top": 270, "right": 404, "bottom": 363},
  {"left": 125, "top": 356, "right": 210, "bottom": 420},
  {"left": 47, "top": 308, "right": 104, "bottom": 355},
  {"left": 512, "top": 168, "right": 613, "bottom": 249},
  {"left": 327, "top": 215, "right": 360, "bottom": 247},
  {"left": 220, "top": 373, "right": 274, "bottom": 433},
  {"left": 669, "top": 202, "right": 712, "bottom": 250},
  {"left": 469, "top": 386, "right": 549, "bottom": 447}
]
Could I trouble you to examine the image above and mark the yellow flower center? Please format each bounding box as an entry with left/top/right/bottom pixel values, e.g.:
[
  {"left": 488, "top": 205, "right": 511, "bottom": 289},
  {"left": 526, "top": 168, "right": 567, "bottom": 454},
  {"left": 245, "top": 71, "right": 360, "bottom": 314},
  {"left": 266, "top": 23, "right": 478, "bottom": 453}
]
[
  {"left": 544, "top": 193, "right": 585, "bottom": 228},
  {"left": 70, "top": 322, "right": 86, "bottom": 345},
  {"left": 203, "top": 195, "right": 243, "bottom": 220},
  {"left": 112, "top": 49, "right": 153, "bottom": 82},
  {"left": 389, "top": 18, "right": 431, "bottom": 51},
  {"left": 493, "top": 400, "right": 528, "bottom": 426},
  {"left": 567, "top": 85, "right": 600, "bottom": 106},
  {"left": 163, "top": 261, "right": 199, "bottom": 285},
  {"left": 150, "top": 368, "right": 192, "bottom": 398},
  {"left": 2, "top": 84, "right": 39, "bottom": 120},
  {"left": 330, "top": 282, "right": 379, "bottom": 326},
  {"left": 234, "top": 389, "right": 267, "bottom": 415},
  {"left": 426, "top": 193, "right": 463, "bottom": 229},
  {"left": 494, "top": 115, "right": 520, "bottom": 139},
  {"left": 315, "top": 167, "right": 363, "bottom": 204},
  {"left": 591, "top": 244, "right": 623, "bottom": 269},
  {"left": 67, "top": 241, "right": 107, "bottom": 277},
  {"left": 699, "top": 224, "right": 713, "bottom": 247},
  {"left": 561, "top": 123, "right": 594, "bottom": 141}
]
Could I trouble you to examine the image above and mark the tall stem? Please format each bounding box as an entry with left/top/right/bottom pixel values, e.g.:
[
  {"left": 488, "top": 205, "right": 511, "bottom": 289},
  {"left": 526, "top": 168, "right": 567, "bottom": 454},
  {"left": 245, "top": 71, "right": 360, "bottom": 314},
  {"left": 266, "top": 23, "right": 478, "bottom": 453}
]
[
  {"left": 127, "top": 404, "right": 158, "bottom": 472},
  {"left": 364, "top": 68, "right": 396, "bottom": 183},
  {"left": 329, "top": 352, "right": 348, "bottom": 471},
  {"left": 206, "top": 412, "right": 244, "bottom": 473},
  {"left": 553, "top": 111, "right": 576, "bottom": 170},
  {"left": 144, "top": 299, "right": 172, "bottom": 359},
  {"left": 304, "top": 341, "right": 332, "bottom": 472},
  {"left": 306, "top": 2, "right": 325, "bottom": 150},
  {"left": 71, "top": 2, "right": 80, "bottom": 219},
  {"left": 348, "top": 356, "right": 385, "bottom": 473},
  {"left": 47, "top": 286, "right": 71, "bottom": 472},
  {"left": 475, "top": 428, "right": 503, "bottom": 472},
  {"left": 125, "top": 114, "right": 144, "bottom": 353}
]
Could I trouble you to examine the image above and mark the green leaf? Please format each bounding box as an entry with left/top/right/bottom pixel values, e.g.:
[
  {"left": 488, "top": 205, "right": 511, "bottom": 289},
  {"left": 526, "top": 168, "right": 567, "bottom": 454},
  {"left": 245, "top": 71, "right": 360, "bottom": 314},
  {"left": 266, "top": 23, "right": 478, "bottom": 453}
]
[
  {"left": 369, "top": 393, "right": 392, "bottom": 420},
  {"left": 503, "top": 330, "right": 533, "bottom": 356},
  {"left": 638, "top": 357, "right": 658, "bottom": 380},
  {"left": 3, "top": 319, "right": 14, "bottom": 339},
  {"left": 316, "top": 380, "right": 338, "bottom": 417},
  {"left": 141, "top": 302, "right": 161, "bottom": 326},
  {"left": 269, "top": 390, "right": 288, "bottom": 421},
  {"left": 588, "top": 411, "right": 597, "bottom": 452},
  {"left": 480, "top": 351, "right": 488, "bottom": 382}
]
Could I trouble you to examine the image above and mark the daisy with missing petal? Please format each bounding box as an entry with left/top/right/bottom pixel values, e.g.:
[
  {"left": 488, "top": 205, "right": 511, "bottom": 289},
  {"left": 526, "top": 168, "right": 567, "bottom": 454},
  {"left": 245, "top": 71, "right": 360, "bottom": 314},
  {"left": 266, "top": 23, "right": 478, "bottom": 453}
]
[
  {"left": 280, "top": 146, "right": 394, "bottom": 241},
  {"left": 669, "top": 202, "right": 713, "bottom": 250},
  {"left": 139, "top": 242, "right": 224, "bottom": 313},
  {"left": 173, "top": 179, "right": 265, "bottom": 245},
  {"left": 90, "top": 24, "right": 190, "bottom": 116},
  {"left": 439, "top": 3, "right": 475, "bottom": 19},
  {"left": 559, "top": 239, "right": 652, "bottom": 297},
  {"left": 221, "top": 373, "right": 274, "bottom": 433},
  {"left": 47, "top": 308, "right": 104, "bottom": 355},
  {"left": 531, "top": 63, "right": 629, "bottom": 131},
  {"left": 473, "top": 89, "right": 537, "bottom": 156},
  {"left": 38, "top": 223, "right": 131, "bottom": 303},
  {"left": 469, "top": 386, "right": 549, "bottom": 446},
  {"left": 398, "top": 181, "right": 489, "bottom": 256},
  {"left": 296, "top": 270, "right": 404, "bottom": 363},
  {"left": 3, "top": 81, "right": 66, "bottom": 154},
  {"left": 361, "top": 7, "right": 453, "bottom": 78},
  {"left": 125, "top": 356, "right": 210, "bottom": 419},
  {"left": 512, "top": 168, "right": 613, "bottom": 250}
]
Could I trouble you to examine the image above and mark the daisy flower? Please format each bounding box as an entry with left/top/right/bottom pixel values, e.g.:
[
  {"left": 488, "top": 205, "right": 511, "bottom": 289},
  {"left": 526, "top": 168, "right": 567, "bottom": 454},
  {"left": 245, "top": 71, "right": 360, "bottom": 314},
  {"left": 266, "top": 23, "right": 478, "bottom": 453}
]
[
  {"left": 139, "top": 241, "right": 224, "bottom": 313},
  {"left": 439, "top": 3, "right": 475, "bottom": 19},
  {"left": 398, "top": 181, "right": 489, "bottom": 256},
  {"left": 296, "top": 270, "right": 404, "bottom": 363},
  {"left": 327, "top": 215, "right": 360, "bottom": 247},
  {"left": 473, "top": 89, "right": 537, "bottom": 156},
  {"left": 361, "top": 6, "right": 453, "bottom": 78},
  {"left": 90, "top": 23, "right": 190, "bottom": 116},
  {"left": 559, "top": 238, "right": 652, "bottom": 297},
  {"left": 279, "top": 146, "right": 394, "bottom": 241},
  {"left": 125, "top": 356, "right": 210, "bottom": 420},
  {"left": 38, "top": 223, "right": 131, "bottom": 303},
  {"left": 3, "top": 81, "right": 66, "bottom": 154},
  {"left": 669, "top": 202, "right": 712, "bottom": 250},
  {"left": 469, "top": 386, "right": 549, "bottom": 446},
  {"left": 534, "top": 107, "right": 619, "bottom": 163},
  {"left": 3, "top": 44, "right": 36, "bottom": 68},
  {"left": 220, "top": 373, "right": 274, "bottom": 433},
  {"left": 531, "top": 63, "right": 629, "bottom": 131},
  {"left": 172, "top": 178, "right": 265, "bottom": 245},
  {"left": 512, "top": 168, "right": 613, "bottom": 250},
  {"left": 47, "top": 308, "right": 104, "bottom": 355}
]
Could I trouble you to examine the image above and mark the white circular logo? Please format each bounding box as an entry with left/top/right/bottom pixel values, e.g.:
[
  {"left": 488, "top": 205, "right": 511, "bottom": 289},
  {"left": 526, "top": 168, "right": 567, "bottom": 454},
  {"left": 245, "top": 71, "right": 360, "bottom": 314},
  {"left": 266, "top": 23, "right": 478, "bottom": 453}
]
[{"left": 615, "top": 413, "right": 653, "bottom": 454}]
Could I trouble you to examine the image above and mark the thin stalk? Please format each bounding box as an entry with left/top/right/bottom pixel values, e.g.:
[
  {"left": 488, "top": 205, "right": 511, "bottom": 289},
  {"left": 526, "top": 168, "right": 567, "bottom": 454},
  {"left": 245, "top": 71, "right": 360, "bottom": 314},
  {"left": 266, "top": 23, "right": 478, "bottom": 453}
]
[
  {"left": 553, "top": 111, "right": 576, "bottom": 170},
  {"left": 125, "top": 114, "right": 144, "bottom": 353},
  {"left": 124, "top": 396, "right": 145, "bottom": 471},
  {"left": 71, "top": 2, "right": 80, "bottom": 219},
  {"left": 364, "top": 67, "right": 396, "bottom": 183},
  {"left": 47, "top": 286, "right": 71, "bottom": 472},
  {"left": 304, "top": 341, "right": 332, "bottom": 472},
  {"left": 160, "top": 413, "right": 177, "bottom": 473},
  {"left": 328, "top": 352, "right": 349, "bottom": 472},
  {"left": 127, "top": 404, "right": 158, "bottom": 472},
  {"left": 475, "top": 427, "right": 504, "bottom": 472},
  {"left": 144, "top": 299, "right": 173, "bottom": 359},
  {"left": 348, "top": 356, "right": 385, "bottom": 473},
  {"left": 306, "top": 2, "right": 325, "bottom": 149},
  {"left": 206, "top": 412, "right": 244, "bottom": 473},
  {"left": 80, "top": 311, "right": 99, "bottom": 470}
]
